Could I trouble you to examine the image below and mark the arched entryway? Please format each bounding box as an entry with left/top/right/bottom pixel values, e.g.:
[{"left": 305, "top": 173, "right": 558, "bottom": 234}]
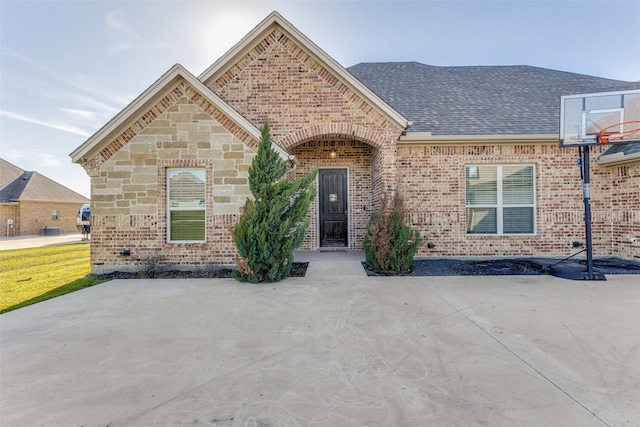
[{"left": 288, "top": 138, "right": 379, "bottom": 251}]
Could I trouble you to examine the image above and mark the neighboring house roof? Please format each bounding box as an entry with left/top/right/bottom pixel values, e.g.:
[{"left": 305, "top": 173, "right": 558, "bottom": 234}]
[
  {"left": 347, "top": 62, "right": 640, "bottom": 136},
  {"left": 0, "top": 158, "right": 89, "bottom": 203},
  {"left": 0, "top": 157, "right": 25, "bottom": 188}
]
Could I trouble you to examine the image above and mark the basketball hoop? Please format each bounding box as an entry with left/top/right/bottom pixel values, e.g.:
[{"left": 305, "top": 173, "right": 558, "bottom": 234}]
[
  {"left": 597, "top": 120, "right": 640, "bottom": 143},
  {"left": 557, "top": 89, "right": 640, "bottom": 280}
]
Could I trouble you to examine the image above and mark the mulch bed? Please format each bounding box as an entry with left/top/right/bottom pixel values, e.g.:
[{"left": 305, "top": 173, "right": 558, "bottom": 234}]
[
  {"left": 364, "top": 257, "right": 640, "bottom": 277},
  {"left": 362, "top": 259, "right": 545, "bottom": 277},
  {"left": 95, "top": 257, "right": 640, "bottom": 280},
  {"left": 95, "top": 262, "right": 309, "bottom": 280}
]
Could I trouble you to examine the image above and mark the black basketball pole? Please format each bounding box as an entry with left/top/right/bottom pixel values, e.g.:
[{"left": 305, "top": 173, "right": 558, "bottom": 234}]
[{"left": 581, "top": 145, "right": 595, "bottom": 279}]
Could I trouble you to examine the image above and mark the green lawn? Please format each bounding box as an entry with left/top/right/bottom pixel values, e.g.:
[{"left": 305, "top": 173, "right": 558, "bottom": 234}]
[{"left": 0, "top": 243, "right": 105, "bottom": 314}]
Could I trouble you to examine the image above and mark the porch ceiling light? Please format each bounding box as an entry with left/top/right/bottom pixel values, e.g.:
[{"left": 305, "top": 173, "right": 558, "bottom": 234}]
[{"left": 329, "top": 147, "right": 337, "bottom": 159}]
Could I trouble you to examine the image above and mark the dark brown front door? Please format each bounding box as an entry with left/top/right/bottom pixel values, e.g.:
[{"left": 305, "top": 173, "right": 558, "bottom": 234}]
[{"left": 319, "top": 169, "right": 348, "bottom": 247}]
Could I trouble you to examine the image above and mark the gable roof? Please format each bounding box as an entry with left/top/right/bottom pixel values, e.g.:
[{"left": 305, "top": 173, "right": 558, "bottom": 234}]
[
  {"left": 199, "top": 11, "right": 409, "bottom": 130},
  {"left": 70, "top": 64, "right": 290, "bottom": 164},
  {"left": 348, "top": 62, "right": 640, "bottom": 136},
  {"left": 0, "top": 157, "right": 25, "bottom": 188},
  {"left": 0, "top": 159, "right": 89, "bottom": 203}
]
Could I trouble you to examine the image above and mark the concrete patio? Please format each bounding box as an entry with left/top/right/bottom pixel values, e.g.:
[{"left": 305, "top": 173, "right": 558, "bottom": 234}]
[{"left": 1, "top": 258, "right": 638, "bottom": 426}]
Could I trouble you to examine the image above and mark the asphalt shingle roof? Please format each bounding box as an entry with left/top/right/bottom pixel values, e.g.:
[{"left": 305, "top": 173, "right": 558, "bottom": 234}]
[
  {"left": 347, "top": 62, "right": 640, "bottom": 136},
  {"left": 0, "top": 171, "right": 33, "bottom": 203},
  {"left": 0, "top": 158, "right": 25, "bottom": 189},
  {"left": 0, "top": 158, "right": 89, "bottom": 203}
]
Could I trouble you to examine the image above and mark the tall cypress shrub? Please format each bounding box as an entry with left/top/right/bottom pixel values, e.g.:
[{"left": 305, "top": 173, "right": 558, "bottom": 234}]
[{"left": 233, "top": 121, "right": 317, "bottom": 283}]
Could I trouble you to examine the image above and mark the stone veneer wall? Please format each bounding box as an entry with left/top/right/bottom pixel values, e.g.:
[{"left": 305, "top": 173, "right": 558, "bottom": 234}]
[
  {"left": 397, "top": 143, "right": 638, "bottom": 258},
  {"left": 291, "top": 139, "right": 373, "bottom": 250},
  {"left": 89, "top": 96, "right": 256, "bottom": 274}
]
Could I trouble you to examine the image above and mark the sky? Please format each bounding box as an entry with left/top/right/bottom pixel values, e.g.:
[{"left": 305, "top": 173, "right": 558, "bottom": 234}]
[{"left": 1, "top": 0, "right": 639, "bottom": 199}]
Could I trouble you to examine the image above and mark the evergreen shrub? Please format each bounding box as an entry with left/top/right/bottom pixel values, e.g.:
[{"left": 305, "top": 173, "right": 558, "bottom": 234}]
[{"left": 233, "top": 121, "right": 317, "bottom": 282}]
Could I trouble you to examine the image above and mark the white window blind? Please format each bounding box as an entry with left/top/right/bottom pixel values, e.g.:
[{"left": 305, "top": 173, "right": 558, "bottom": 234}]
[
  {"left": 168, "top": 169, "right": 206, "bottom": 242},
  {"left": 466, "top": 165, "right": 535, "bottom": 235}
]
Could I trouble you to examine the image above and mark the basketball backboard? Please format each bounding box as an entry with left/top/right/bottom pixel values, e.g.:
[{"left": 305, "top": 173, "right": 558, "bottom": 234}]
[{"left": 559, "top": 89, "right": 640, "bottom": 147}]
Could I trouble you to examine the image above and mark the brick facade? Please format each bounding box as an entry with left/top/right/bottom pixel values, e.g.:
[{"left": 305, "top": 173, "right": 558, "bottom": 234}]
[
  {"left": 205, "top": 26, "right": 403, "bottom": 201},
  {"left": 0, "top": 201, "right": 83, "bottom": 237},
  {"left": 397, "top": 143, "right": 638, "bottom": 260},
  {"left": 607, "top": 163, "right": 640, "bottom": 259},
  {"left": 291, "top": 140, "right": 373, "bottom": 250},
  {"left": 76, "top": 15, "right": 639, "bottom": 273},
  {"left": 0, "top": 204, "right": 18, "bottom": 237}
]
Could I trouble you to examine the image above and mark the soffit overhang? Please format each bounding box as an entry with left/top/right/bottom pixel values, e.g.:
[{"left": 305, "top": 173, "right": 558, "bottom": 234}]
[
  {"left": 398, "top": 133, "right": 640, "bottom": 166},
  {"left": 198, "top": 11, "right": 409, "bottom": 131},
  {"left": 70, "top": 64, "right": 290, "bottom": 164},
  {"left": 398, "top": 133, "right": 558, "bottom": 145}
]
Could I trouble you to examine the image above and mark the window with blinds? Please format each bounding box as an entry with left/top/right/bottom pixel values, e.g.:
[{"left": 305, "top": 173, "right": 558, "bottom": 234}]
[
  {"left": 466, "top": 165, "right": 535, "bottom": 235},
  {"left": 167, "top": 169, "right": 206, "bottom": 242}
]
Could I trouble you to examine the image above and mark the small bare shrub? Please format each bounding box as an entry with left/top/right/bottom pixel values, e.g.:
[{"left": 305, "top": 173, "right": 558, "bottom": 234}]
[
  {"left": 138, "top": 252, "right": 162, "bottom": 278},
  {"left": 363, "top": 193, "right": 422, "bottom": 273}
]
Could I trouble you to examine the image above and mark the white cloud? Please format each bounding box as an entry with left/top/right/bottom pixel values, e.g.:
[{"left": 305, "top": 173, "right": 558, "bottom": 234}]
[
  {"left": 35, "top": 153, "right": 63, "bottom": 168},
  {"left": 65, "top": 92, "right": 126, "bottom": 116},
  {"left": 60, "top": 108, "right": 98, "bottom": 121},
  {"left": 104, "top": 9, "right": 170, "bottom": 54},
  {"left": 108, "top": 41, "right": 135, "bottom": 54},
  {"left": 0, "top": 110, "right": 92, "bottom": 137},
  {"left": 105, "top": 9, "right": 141, "bottom": 40},
  {"left": 2, "top": 48, "right": 128, "bottom": 112},
  {"left": 3, "top": 149, "right": 60, "bottom": 168}
]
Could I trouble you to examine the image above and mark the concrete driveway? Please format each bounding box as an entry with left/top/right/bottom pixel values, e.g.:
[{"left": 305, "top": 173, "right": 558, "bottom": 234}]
[{"left": 1, "top": 268, "right": 639, "bottom": 426}]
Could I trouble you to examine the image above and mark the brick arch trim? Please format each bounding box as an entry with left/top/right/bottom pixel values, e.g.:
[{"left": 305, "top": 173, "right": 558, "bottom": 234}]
[{"left": 278, "top": 123, "right": 391, "bottom": 150}]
